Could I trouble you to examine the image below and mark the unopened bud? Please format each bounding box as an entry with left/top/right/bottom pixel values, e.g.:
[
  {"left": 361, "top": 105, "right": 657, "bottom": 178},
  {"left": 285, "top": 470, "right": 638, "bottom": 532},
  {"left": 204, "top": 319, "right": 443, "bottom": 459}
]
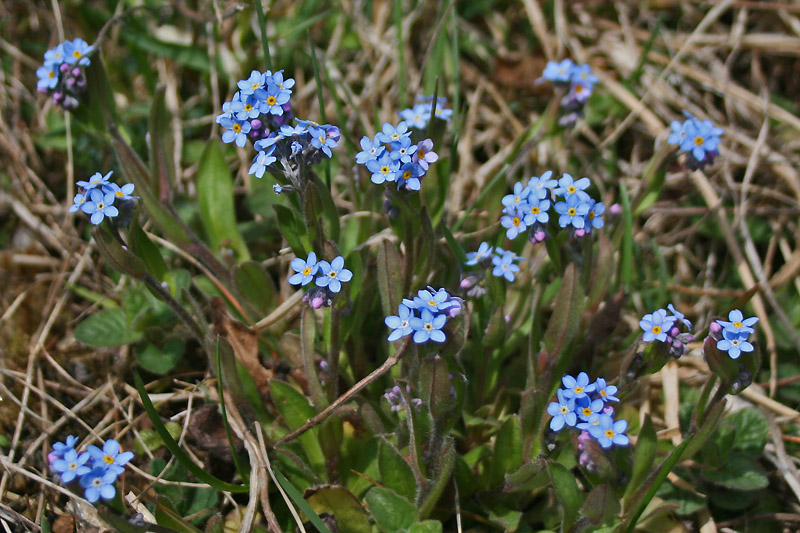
[{"left": 609, "top": 203, "right": 622, "bottom": 215}]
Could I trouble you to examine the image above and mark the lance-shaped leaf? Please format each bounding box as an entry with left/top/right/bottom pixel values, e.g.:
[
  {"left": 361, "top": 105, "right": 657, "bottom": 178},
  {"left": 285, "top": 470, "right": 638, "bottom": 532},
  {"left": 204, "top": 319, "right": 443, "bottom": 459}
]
[
  {"left": 623, "top": 415, "right": 657, "bottom": 506},
  {"left": 544, "top": 263, "right": 585, "bottom": 361},
  {"left": 489, "top": 416, "right": 522, "bottom": 487},
  {"left": 273, "top": 204, "right": 308, "bottom": 257},
  {"left": 303, "top": 180, "right": 327, "bottom": 247},
  {"left": 414, "top": 207, "right": 435, "bottom": 282},
  {"left": 365, "top": 487, "right": 418, "bottom": 532},
  {"left": 111, "top": 134, "right": 192, "bottom": 246},
  {"left": 233, "top": 261, "right": 277, "bottom": 315},
  {"left": 377, "top": 239, "right": 403, "bottom": 317},
  {"left": 149, "top": 86, "right": 177, "bottom": 200},
  {"left": 196, "top": 139, "right": 250, "bottom": 261},
  {"left": 378, "top": 439, "right": 417, "bottom": 502},
  {"left": 309, "top": 173, "right": 340, "bottom": 242},
  {"left": 303, "top": 485, "right": 370, "bottom": 533},
  {"left": 129, "top": 223, "right": 168, "bottom": 283},
  {"left": 417, "top": 438, "right": 455, "bottom": 519},
  {"left": 588, "top": 234, "right": 614, "bottom": 307},
  {"left": 547, "top": 461, "right": 582, "bottom": 530},
  {"left": 418, "top": 355, "right": 456, "bottom": 420},
  {"left": 581, "top": 484, "right": 620, "bottom": 526},
  {"left": 92, "top": 225, "right": 147, "bottom": 280},
  {"left": 270, "top": 379, "right": 326, "bottom": 474}
]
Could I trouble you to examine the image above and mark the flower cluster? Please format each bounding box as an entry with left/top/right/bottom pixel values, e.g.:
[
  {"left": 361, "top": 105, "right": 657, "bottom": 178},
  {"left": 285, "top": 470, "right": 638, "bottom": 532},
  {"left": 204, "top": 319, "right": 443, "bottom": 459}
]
[
  {"left": 547, "top": 372, "right": 629, "bottom": 450},
  {"left": 398, "top": 95, "right": 453, "bottom": 130},
  {"left": 639, "top": 303, "right": 694, "bottom": 358},
  {"left": 289, "top": 252, "right": 353, "bottom": 308},
  {"left": 249, "top": 120, "right": 340, "bottom": 181},
  {"left": 667, "top": 111, "right": 722, "bottom": 170},
  {"left": 217, "top": 70, "right": 339, "bottom": 190},
  {"left": 383, "top": 385, "right": 423, "bottom": 412},
  {"left": 70, "top": 171, "right": 137, "bottom": 226},
  {"left": 460, "top": 244, "right": 524, "bottom": 296},
  {"left": 500, "top": 171, "right": 604, "bottom": 243},
  {"left": 714, "top": 309, "right": 758, "bottom": 359},
  {"left": 36, "top": 38, "right": 93, "bottom": 110},
  {"left": 385, "top": 287, "right": 462, "bottom": 344},
  {"left": 217, "top": 69, "right": 296, "bottom": 148},
  {"left": 356, "top": 121, "right": 439, "bottom": 192},
  {"left": 540, "top": 59, "right": 598, "bottom": 126},
  {"left": 49, "top": 436, "right": 133, "bottom": 504}
]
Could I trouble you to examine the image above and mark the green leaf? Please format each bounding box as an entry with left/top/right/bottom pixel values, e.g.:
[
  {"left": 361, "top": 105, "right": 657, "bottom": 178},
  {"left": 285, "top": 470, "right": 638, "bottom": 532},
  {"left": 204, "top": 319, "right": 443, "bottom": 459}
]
[
  {"left": 133, "top": 372, "right": 248, "bottom": 493},
  {"left": 310, "top": 173, "right": 340, "bottom": 242},
  {"left": 75, "top": 308, "right": 143, "bottom": 347},
  {"left": 274, "top": 204, "right": 307, "bottom": 257},
  {"left": 377, "top": 239, "right": 404, "bottom": 318},
  {"left": 488, "top": 509, "right": 522, "bottom": 532},
  {"left": 303, "top": 180, "right": 327, "bottom": 246},
  {"left": 111, "top": 135, "right": 192, "bottom": 246},
  {"left": 414, "top": 207, "right": 435, "bottom": 282},
  {"left": 543, "top": 263, "right": 585, "bottom": 359},
  {"left": 581, "top": 484, "right": 620, "bottom": 526},
  {"left": 619, "top": 183, "right": 634, "bottom": 288},
  {"left": 92, "top": 224, "right": 147, "bottom": 280},
  {"left": 148, "top": 86, "right": 176, "bottom": 198},
  {"left": 409, "top": 520, "right": 443, "bottom": 533},
  {"left": 270, "top": 380, "right": 326, "bottom": 473},
  {"left": 587, "top": 234, "right": 614, "bottom": 307},
  {"left": 272, "top": 467, "right": 332, "bottom": 533},
  {"left": 440, "top": 221, "right": 468, "bottom": 267},
  {"left": 136, "top": 339, "right": 184, "bottom": 375},
  {"left": 702, "top": 453, "right": 769, "bottom": 490},
  {"left": 727, "top": 408, "right": 769, "bottom": 455},
  {"left": 303, "top": 485, "right": 371, "bottom": 533},
  {"left": 547, "top": 461, "right": 582, "bottom": 530},
  {"left": 624, "top": 415, "right": 656, "bottom": 505},
  {"left": 655, "top": 481, "right": 706, "bottom": 516},
  {"left": 378, "top": 440, "right": 417, "bottom": 501},
  {"left": 234, "top": 261, "right": 277, "bottom": 315},
  {"left": 130, "top": 223, "right": 168, "bottom": 282},
  {"left": 365, "top": 486, "right": 418, "bottom": 532},
  {"left": 489, "top": 415, "right": 522, "bottom": 487},
  {"left": 196, "top": 139, "right": 250, "bottom": 261},
  {"left": 418, "top": 438, "right": 456, "bottom": 519}
]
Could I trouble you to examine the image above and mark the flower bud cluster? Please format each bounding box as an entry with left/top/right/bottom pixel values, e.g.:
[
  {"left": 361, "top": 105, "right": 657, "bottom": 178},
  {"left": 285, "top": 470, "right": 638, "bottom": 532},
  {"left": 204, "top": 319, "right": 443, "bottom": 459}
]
[
  {"left": 37, "top": 39, "right": 93, "bottom": 110},
  {"left": 539, "top": 60, "right": 598, "bottom": 126}
]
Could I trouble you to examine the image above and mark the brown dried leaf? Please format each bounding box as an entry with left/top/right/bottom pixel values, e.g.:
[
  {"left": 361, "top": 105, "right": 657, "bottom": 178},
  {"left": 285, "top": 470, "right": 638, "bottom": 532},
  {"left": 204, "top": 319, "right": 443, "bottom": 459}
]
[{"left": 211, "top": 297, "right": 272, "bottom": 396}]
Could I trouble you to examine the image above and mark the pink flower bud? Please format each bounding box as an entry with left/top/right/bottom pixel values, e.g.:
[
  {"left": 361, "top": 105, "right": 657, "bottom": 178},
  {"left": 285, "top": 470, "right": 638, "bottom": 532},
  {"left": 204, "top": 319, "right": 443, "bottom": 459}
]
[
  {"left": 610, "top": 203, "right": 622, "bottom": 215},
  {"left": 310, "top": 295, "right": 324, "bottom": 309}
]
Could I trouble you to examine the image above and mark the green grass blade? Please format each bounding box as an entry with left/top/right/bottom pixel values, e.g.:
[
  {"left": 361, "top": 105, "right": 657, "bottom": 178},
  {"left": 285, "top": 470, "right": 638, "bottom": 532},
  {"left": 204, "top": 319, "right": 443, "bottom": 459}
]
[
  {"left": 253, "top": 0, "right": 272, "bottom": 71},
  {"left": 272, "top": 466, "right": 333, "bottom": 533},
  {"left": 133, "top": 371, "right": 249, "bottom": 493},
  {"left": 215, "top": 338, "right": 251, "bottom": 485}
]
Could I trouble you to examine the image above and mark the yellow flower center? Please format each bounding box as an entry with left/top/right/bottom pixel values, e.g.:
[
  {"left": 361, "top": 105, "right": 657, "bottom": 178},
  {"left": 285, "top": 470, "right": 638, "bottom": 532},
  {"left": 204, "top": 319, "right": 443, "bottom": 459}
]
[
  {"left": 600, "top": 389, "right": 607, "bottom": 397},
  {"left": 115, "top": 191, "right": 124, "bottom": 198},
  {"left": 251, "top": 83, "right": 260, "bottom": 90},
  {"left": 588, "top": 212, "right": 595, "bottom": 219},
  {"left": 103, "top": 455, "right": 114, "bottom": 464},
  {"left": 244, "top": 104, "right": 253, "bottom": 112},
  {"left": 381, "top": 166, "right": 389, "bottom": 174},
  {"left": 418, "top": 150, "right": 425, "bottom": 158},
  {"left": 567, "top": 208, "right": 577, "bottom": 216},
  {"left": 513, "top": 217, "right": 521, "bottom": 227},
  {"left": 318, "top": 136, "right": 326, "bottom": 144},
  {"left": 531, "top": 206, "right": 540, "bottom": 214},
  {"left": 232, "top": 124, "right": 242, "bottom": 133},
  {"left": 73, "top": 50, "right": 82, "bottom": 59},
  {"left": 574, "top": 386, "right": 584, "bottom": 394},
  {"left": 48, "top": 71, "right": 55, "bottom": 79},
  {"left": 428, "top": 300, "right": 437, "bottom": 307},
  {"left": 582, "top": 407, "right": 592, "bottom": 416},
  {"left": 560, "top": 406, "right": 569, "bottom": 414},
  {"left": 733, "top": 321, "right": 743, "bottom": 328},
  {"left": 568, "top": 186, "right": 576, "bottom": 193},
  {"left": 303, "top": 267, "right": 312, "bottom": 276},
  {"left": 694, "top": 136, "right": 704, "bottom": 146},
  {"left": 267, "top": 96, "right": 277, "bottom": 106},
  {"left": 403, "top": 170, "right": 412, "bottom": 179},
  {"left": 652, "top": 325, "right": 662, "bottom": 335},
  {"left": 604, "top": 429, "right": 615, "bottom": 438}
]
